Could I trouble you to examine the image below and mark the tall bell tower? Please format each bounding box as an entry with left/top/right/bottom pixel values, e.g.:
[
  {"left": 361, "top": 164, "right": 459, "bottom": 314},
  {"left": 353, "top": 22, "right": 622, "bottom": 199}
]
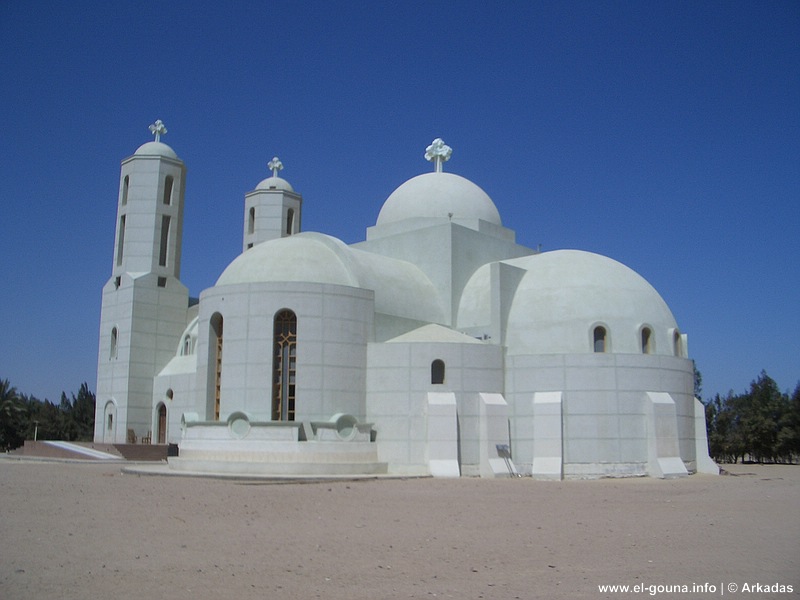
[{"left": 94, "top": 120, "right": 190, "bottom": 443}]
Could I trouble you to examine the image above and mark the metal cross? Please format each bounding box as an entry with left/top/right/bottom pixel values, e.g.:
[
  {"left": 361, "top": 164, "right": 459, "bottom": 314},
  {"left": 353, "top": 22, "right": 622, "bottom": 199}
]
[
  {"left": 268, "top": 156, "right": 284, "bottom": 177},
  {"left": 148, "top": 119, "right": 168, "bottom": 142},
  {"left": 424, "top": 138, "right": 452, "bottom": 172}
]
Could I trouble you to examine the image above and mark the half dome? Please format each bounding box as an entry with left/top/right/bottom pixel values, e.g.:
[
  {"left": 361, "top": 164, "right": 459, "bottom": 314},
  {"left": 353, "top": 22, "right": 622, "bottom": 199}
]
[{"left": 458, "top": 250, "right": 679, "bottom": 355}]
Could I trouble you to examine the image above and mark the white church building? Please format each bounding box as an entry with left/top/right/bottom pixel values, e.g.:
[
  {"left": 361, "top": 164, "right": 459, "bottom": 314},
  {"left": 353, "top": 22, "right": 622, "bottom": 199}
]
[{"left": 94, "top": 121, "right": 717, "bottom": 479}]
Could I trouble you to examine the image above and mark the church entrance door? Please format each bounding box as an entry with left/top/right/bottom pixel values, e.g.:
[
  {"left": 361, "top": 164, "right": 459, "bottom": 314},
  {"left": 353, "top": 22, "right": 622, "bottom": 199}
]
[{"left": 157, "top": 404, "right": 167, "bottom": 444}]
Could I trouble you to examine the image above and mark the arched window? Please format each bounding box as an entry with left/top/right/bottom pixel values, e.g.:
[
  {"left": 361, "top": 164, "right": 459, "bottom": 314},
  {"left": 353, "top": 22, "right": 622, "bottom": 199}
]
[
  {"left": 163, "top": 175, "right": 173, "bottom": 205},
  {"left": 116, "top": 215, "right": 126, "bottom": 266},
  {"left": 158, "top": 215, "right": 170, "bottom": 267},
  {"left": 593, "top": 326, "right": 607, "bottom": 353},
  {"left": 121, "top": 175, "right": 129, "bottom": 206},
  {"left": 673, "top": 330, "right": 682, "bottom": 357},
  {"left": 286, "top": 208, "right": 295, "bottom": 235},
  {"left": 641, "top": 327, "right": 652, "bottom": 354},
  {"left": 182, "top": 334, "right": 192, "bottom": 356},
  {"left": 272, "top": 310, "right": 297, "bottom": 421},
  {"left": 431, "top": 359, "right": 445, "bottom": 384},
  {"left": 210, "top": 313, "right": 224, "bottom": 421},
  {"left": 110, "top": 327, "right": 118, "bottom": 360},
  {"left": 248, "top": 207, "right": 255, "bottom": 234}
]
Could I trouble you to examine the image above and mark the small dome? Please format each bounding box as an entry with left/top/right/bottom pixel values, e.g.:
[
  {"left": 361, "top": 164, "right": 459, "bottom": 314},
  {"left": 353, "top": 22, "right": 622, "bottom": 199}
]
[
  {"left": 376, "top": 172, "right": 502, "bottom": 227},
  {"left": 255, "top": 175, "right": 294, "bottom": 192},
  {"left": 134, "top": 141, "right": 178, "bottom": 159}
]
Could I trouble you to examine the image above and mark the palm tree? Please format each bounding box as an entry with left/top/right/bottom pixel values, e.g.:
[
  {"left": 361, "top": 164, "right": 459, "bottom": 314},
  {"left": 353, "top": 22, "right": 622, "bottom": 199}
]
[{"left": 0, "top": 378, "right": 26, "bottom": 450}]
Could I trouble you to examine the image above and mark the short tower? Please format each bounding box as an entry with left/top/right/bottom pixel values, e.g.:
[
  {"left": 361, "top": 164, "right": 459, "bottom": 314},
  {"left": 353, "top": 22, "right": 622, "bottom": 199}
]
[{"left": 243, "top": 157, "right": 302, "bottom": 251}]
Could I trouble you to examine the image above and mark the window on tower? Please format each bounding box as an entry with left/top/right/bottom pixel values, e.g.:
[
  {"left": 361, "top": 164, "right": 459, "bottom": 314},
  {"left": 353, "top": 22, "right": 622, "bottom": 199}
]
[
  {"left": 163, "top": 175, "right": 173, "bottom": 205},
  {"left": 159, "top": 215, "right": 170, "bottom": 267}
]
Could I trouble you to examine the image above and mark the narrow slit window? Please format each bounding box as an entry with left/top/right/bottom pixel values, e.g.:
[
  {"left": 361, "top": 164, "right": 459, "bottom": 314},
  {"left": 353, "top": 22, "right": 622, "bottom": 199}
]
[
  {"left": 159, "top": 215, "right": 170, "bottom": 267},
  {"left": 248, "top": 207, "right": 255, "bottom": 234},
  {"left": 110, "top": 327, "right": 118, "bottom": 360},
  {"left": 116, "top": 215, "right": 126, "bottom": 266},
  {"left": 121, "top": 175, "right": 129, "bottom": 206},
  {"left": 163, "top": 175, "right": 173, "bottom": 205}
]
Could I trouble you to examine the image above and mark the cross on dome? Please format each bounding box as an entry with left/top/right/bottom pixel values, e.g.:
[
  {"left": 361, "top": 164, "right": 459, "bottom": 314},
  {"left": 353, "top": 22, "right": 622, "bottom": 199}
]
[
  {"left": 148, "top": 119, "right": 168, "bottom": 142},
  {"left": 425, "top": 138, "right": 452, "bottom": 173},
  {"left": 268, "top": 156, "right": 284, "bottom": 177}
]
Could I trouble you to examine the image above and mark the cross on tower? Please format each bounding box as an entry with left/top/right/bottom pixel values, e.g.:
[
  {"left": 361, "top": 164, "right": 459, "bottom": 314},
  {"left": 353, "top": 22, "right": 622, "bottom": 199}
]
[
  {"left": 148, "top": 119, "right": 168, "bottom": 142},
  {"left": 424, "top": 138, "right": 452, "bottom": 172},
  {"left": 268, "top": 156, "right": 284, "bottom": 177}
]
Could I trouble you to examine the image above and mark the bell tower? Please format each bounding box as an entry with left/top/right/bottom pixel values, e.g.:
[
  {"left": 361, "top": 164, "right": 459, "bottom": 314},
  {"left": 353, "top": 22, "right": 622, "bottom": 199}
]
[
  {"left": 242, "top": 156, "right": 302, "bottom": 251},
  {"left": 94, "top": 120, "right": 190, "bottom": 443}
]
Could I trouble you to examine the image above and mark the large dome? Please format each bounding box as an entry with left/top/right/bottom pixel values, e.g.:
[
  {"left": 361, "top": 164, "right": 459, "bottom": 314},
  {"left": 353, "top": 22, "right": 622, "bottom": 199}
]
[
  {"left": 458, "top": 250, "right": 679, "bottom": 355},
  {"left": 376, "top": 172, "right": 502, "bottom": 227}
]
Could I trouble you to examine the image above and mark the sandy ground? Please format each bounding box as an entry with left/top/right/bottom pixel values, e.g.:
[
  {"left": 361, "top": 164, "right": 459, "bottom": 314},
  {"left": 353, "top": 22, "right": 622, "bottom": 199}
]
[{"left": 0, "top": 460, "right": 797, "bottom": 600}]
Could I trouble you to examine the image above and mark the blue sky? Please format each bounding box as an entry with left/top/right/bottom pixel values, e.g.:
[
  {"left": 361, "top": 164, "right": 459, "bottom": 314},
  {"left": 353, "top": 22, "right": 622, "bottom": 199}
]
[{"left": 1, "top": 1, "right": 798, "bottom": 403}]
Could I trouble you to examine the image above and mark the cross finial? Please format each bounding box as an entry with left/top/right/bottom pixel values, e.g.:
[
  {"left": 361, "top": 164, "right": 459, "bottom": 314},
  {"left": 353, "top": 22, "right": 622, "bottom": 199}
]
[
  {"left": 268, "top": 156, "right": 284, "bottom": 177},
  {"left": 424, "top": 138, "right": 452, "bottom": 173},
  {"left": 148, "top": 119, "right": 168, "bottom": 142}
]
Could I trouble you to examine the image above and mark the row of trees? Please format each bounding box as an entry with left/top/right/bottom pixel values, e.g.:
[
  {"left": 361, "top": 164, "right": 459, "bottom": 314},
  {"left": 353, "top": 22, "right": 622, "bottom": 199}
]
[
  {"left": 704, "top": 371, "right": 800, "bottom": 464},
  {"left": 0, "top": 379, "right": 95, "bottom": 451}
]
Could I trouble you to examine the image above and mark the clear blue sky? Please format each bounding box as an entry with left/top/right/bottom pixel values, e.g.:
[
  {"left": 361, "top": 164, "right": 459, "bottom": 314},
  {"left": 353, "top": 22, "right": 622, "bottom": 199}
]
[{"left": 1, "top": 1, "right": 798, "bottom": 403}]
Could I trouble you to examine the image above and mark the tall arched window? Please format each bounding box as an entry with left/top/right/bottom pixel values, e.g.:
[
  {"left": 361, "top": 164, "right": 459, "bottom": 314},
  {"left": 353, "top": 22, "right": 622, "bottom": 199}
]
[
  {"left": 673, "top": 330, "right": 682, "bottom": 357},
  {"left": 182, "top": 334, "right": 192, "bottom": 356},
  {"left": 641, "top": 327, "right": 652, "bottom": 354},
  {"left": 593, "top": 326, "right": 607, "bottom": 353},
  {"left": 110, "top": 327, "right": 118, "bottom": 359},
  {"left": 248, "top": 207, "right": 255, "bottom": 234},
  {"left": 286, "top": 208, "right": 295, "bottom": 235},
  {"left": 121, "top": 175, "right": 129, "bottom": 206},
  {"left": 431, "top": 359, "right": 445, "bottom": 384},
  {"left": 163, "top": 175, "right": 173, "bottom": 205},
  {"left": 210, "top": 313, "right": 223, "bottom": 420},
  {"left": 272, "top": 310, "right": 297, "bottom": 421}
]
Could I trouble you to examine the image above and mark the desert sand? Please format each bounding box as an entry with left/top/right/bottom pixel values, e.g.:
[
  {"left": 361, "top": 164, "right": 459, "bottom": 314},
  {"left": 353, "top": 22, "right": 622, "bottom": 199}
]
[{"left": 1, "top": 459, "right": 797, "bottom": 599}]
